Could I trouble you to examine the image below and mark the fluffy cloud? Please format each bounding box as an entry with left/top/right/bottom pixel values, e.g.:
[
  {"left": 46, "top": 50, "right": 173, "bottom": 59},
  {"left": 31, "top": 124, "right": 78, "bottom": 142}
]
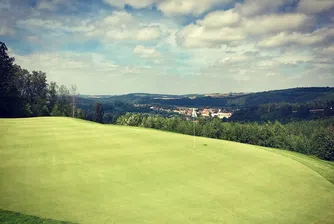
[
  {"left": 297, "top": 0, "right": 334, "bottom": 14},
  {"left": 177, "top": 24, "right": 246, "bottom": 48},
  {"left": 177, "top": 11, "right": 312, "bottom": 48},
  {"left": 242, "top": 13, "right": 312, "bottom": 35},
  {"left": 103, "top": 11, "right": 135, "bottom": 25},
  {"left": 157, "top": 0, "right": 232, "bottom": 16},
  {"left": 197, "top": 9, "right": 240, "bottom": 28},
  {"left": 85, "top": 11, "right": 162, "bottom": 41},
  {"left": 259, "top": 28, "right": 334, "bottom": 48},
  {"left": 17, "top": 10, "right": 163, "bottom": 42},
  {"left": 136, "top": 26, "right": 162, "bottom": 41},
  {"left": 133, "top": 45, "right": 161, "bottom": 58},
  {"left": 218, "top": 55, "right": 249, "bottom": 64},
  {"left": 17, "top": 18, "right": 94, "bottom": 32},
  {"left": 103, "top": 0, "right": 232, "bottom": 16}
]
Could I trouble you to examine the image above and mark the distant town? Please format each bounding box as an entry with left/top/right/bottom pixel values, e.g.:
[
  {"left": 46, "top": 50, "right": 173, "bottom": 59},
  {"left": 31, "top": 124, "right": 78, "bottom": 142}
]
[{"left": 134, "top": 104, "right": 233, "bottom": 119}]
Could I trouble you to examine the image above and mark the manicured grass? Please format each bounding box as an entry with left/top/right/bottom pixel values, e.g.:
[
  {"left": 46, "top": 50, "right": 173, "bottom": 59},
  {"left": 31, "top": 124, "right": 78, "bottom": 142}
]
[
  {"left": 0, "top": 209, "right": 76, "bottom": 224},
  {"left": 0, "top": 117, "right": 334, "bottom": 224}
]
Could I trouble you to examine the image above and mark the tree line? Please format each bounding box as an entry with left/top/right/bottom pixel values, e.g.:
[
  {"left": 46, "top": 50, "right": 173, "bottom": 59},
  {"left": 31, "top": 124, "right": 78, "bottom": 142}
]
[
  {"left": 0, "top": 41, "right": 106, "bottom": 122},
  {"left": 115, "top": 113, "right": 334, "bottom": 161},
  {"left": 0, "top": 41, "right": 74, "bottom": 118}
]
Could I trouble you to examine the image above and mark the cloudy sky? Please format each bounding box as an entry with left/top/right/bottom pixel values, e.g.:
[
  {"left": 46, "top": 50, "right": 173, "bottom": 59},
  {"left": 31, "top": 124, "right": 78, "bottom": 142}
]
[{"left": 1, "top": 0, "right": 333, "bottom": 95}]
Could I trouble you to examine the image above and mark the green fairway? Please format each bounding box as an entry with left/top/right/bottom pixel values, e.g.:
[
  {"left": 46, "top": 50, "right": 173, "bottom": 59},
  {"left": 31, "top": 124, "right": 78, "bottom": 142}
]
[{"left": 0, "top": 117, "right": 333, "bottom": 224}]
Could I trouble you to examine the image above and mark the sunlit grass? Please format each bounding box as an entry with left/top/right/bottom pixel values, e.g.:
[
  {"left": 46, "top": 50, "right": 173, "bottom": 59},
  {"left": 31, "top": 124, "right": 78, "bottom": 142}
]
[{"left": 1, "top": 117, "right": 333, "bottom": 224}]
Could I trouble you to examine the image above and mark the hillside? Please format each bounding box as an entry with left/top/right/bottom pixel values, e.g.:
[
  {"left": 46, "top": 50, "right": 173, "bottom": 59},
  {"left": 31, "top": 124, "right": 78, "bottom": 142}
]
[
  {"left": 0, "top": 117, "right": 334, "bottom": 224},
  {"left": 227, "top": 87, "right": 334, "bottom": 107},
  {"left": 78, "top": 87, "right": 334, "bottom": 109}
]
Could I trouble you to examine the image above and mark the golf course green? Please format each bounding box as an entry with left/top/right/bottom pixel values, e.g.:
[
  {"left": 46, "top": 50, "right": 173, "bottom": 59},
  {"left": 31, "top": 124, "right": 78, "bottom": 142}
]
[{"left": 0, "top": 117, "right": 333, "bottom": 224}]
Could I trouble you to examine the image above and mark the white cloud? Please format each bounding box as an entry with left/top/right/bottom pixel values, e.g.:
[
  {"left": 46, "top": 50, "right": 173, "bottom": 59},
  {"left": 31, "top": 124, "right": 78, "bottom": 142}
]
[
  {"left": 136, "top": 26, "right": 162, "bottom": 41},
  {"left": 17, "top": 10, "right": 163, "bottom": 42},
  {"left": 275, "top": 52, "right": 314, "bottom": 64},
  {"left": 105, "top": 29, "right": 133, "bottom": 40},
  {"left": 219, "top": 55, "right": 249, "bottom": 64},
  {"left": 197, "top": 9, "right": 240, "bottom": 28},
  {"left": 133, "top": 45, "right": 161, "bottom": 58},
  {"left": 103, "top": 0, "right": 233, "bottom": 16},
  {"left": 17, "top": 18, "right": 94, "bottom": 32},
  {"left": 103, "top": 0, "right": 234, "bottom": 16},
  {"left": 242, "top": 13, "right": 312, "bottom": 35},
  {"left": 157, "top": 0, "right": 231, "bottom": 16},
  {"left": 258, "top": 28, "right": 334, "bottom": 48},
  {"left": 177, "top": 24, "right": 246, "bottom": 48},
  {"left": 103, "top": 11, "right": 135, "bottom": 25},
  {"left": 177, "top": 11, "right": 312, "bottom": 48},
  {"left": 297, "top": 0, "right": 334, "bottom": 14},
  {"left": 85, "top": 11, "right": 162, "bottom": 41}
]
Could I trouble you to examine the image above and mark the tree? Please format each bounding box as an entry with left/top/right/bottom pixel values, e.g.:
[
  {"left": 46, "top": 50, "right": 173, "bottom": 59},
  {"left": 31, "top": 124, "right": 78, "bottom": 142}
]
[
  {"left": 48, "top": 82, "right": 58, "bottom": 113},
  {"left": 76, "top": 108, "right": 86, "bottom": 120},
  {"left": 93, "top": 102, "right": 104, "bottom": 123},
  {"left": 29, "top": 71, "right": 49, "bottom": 116},
  {"left": 58, "top": 85, "right": 71, "bottom": 116},
  {"left": 312, "top": 129, "right": 334, "bottom": 161},
  {"left": 0, "top": 41, "right": 16, "bottom": 117}
]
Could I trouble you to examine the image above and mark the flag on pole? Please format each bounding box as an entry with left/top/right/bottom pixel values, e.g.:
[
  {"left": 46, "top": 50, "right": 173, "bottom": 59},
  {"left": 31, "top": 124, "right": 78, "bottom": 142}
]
[
  {"left": 192, "top": 108, "right": 197, "bottom": 149},
  {"left": 192, "top": 108, "right": 197, "bottom": 118}
]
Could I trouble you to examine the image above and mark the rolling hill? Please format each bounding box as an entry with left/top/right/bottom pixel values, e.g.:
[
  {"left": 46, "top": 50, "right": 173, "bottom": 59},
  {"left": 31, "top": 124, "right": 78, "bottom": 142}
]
[
  {"left": 0, "top": 117, "right": 334, "bottom": 224},
  {"left": 78, "top": 87, "right": 334, "bottom": 111}
]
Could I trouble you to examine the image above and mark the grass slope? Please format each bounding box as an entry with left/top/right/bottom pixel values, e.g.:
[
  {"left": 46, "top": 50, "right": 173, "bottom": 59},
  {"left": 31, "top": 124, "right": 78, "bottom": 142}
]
[
  {"left": 0, "top": 209, "right": 76, "bottom": 224},
  {"left": 0, "top": 117, "right": 334, "bottom": 224}
]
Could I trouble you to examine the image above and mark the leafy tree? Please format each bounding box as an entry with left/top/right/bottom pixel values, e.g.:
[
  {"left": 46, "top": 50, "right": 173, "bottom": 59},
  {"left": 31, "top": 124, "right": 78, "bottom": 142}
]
[
  {"left": 50, "top": 104, "right": 62, "bottom": 116},
  {"left": 57, "top": 85, "right": 72, "bottom": 116},
  {"left": 0, "top": 41, "right": 17, "bottom": 117},
  {"left": 312, "top": 129, "right": 334, "bottom": 161},
  {"left": 48, "top": 82, "right": 58, "bottom": 113},
  {"left": 76, "top": 108, "right": 86, "bottom": 120}
]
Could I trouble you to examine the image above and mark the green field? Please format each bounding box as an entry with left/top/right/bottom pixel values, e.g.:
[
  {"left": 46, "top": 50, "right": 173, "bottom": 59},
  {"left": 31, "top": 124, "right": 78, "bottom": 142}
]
[{"left": 1, "top": 117, "right": 334, "bottom": 224}]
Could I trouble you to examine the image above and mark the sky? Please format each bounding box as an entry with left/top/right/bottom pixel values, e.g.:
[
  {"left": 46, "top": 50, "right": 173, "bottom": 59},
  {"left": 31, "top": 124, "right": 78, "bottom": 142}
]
[{"left": 0, "top": 0, "right": 334, "bottom": 95}]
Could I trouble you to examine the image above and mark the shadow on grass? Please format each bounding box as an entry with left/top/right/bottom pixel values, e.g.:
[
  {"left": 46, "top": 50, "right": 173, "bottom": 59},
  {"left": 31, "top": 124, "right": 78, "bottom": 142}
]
[{"left": 0, "top": 209, "right": 77, "bottom": 224}]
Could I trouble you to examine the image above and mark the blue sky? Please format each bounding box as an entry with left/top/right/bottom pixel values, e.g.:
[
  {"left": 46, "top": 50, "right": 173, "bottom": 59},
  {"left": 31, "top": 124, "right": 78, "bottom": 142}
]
[{"left": 0, "top": 0, "right": 333, "bottom": 94}]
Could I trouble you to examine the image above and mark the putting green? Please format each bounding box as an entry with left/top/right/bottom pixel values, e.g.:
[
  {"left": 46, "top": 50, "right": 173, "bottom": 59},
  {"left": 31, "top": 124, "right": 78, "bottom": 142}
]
[{"left": 0, "top": 117, "right": 333, "bottom": 224}]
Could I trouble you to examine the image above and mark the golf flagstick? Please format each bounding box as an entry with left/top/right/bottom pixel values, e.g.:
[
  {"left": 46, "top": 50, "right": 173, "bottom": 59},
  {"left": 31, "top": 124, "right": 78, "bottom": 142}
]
[{"left": 192, "top": 108, "right": 197, "bottom": 149}]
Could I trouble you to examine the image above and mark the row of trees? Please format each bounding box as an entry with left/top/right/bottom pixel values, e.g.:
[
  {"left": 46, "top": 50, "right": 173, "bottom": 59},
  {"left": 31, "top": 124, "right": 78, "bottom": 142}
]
[
  {"left": 0, "top": 42, "right": 79, "bottom": 118},
  {"left": 0, "top": 41, "right": 107, "bottom": 123},
  {"left": 116, "top": 113, "right": 334, "bottom": 161}
]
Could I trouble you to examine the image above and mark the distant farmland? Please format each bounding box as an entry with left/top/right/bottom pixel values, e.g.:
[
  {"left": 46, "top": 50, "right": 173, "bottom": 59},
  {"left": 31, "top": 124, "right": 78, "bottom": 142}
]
[{"left": 0, "top": 117, "right": 333, "bottom": 224}]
